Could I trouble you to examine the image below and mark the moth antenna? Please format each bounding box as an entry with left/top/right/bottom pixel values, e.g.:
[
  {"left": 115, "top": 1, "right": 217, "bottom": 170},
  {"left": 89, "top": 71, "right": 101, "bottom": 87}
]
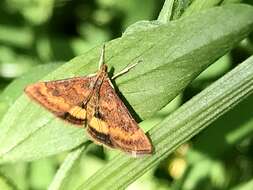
[
  {"left": 112, "top": 60, "right": 142, "bottom": 80},
  {"left": 99, "top": 44, "right": 105, "bottom": 69}
]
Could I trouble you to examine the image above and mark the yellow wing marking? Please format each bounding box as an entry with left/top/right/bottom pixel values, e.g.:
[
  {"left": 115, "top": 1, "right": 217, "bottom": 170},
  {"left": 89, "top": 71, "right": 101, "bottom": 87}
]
[
  {"left": 68, "top": 106, "right": 87, "bottom": 119},
  {"left": 89, "top": 117, "right": 109, "bottom": 134}
]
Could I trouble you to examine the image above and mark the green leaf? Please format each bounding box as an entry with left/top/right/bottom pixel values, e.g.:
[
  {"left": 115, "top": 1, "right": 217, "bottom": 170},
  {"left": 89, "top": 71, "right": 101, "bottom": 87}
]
[
  {"left": 29, "top": 157, "right": 57, "bottom": 190},
  {"left": 48, "top": 147, "right": 85, "bottom": 190},
  {"left": 179, "top": 159, "right": 227, "bottom": 190},
  {"left": 222, "top": 0, "right": 243, "bottom": 4},
  {"left": 176, "top": 94, "right": 253, "bottom": 189},
  {"left": 182, "top": 0, "right": 223, "bottom": 17},
  {"left": 78, "top": 56, "right": 253, "bottom": 190},
  {"left": 0, "top": 25, "right": 33, "bottom": 48},
  {"left": 0, "top": 174, "right": 16, "bottom": 190},
  {"left": 170, "top": 0, "right": 191, "bottom": 20},
  {"left": 0, "top": 63, "right": 61, "bottom": 121},
  {"left": 48, "top": 145, "right": 105, "bottom": 190},
  {"left": 5, "top": 0, "right": 55, "bottom": 25},
  {"left": 188, "top": 94, "right": 253, "bottom": 160},
  {"left": 157, "top": 0, "right": 192, "bottom": 23},
  {"left": 0, "top": 163, "right": 28, "bottom": 190},
  {"left": 195, "top": 54, "right": 231, "bottom": 81},
  {"left": 231, "top": 179, "right": 253, "bottom": 190},
  {"left": 157, "top": 0, "right": 175, "bottom": 23},
  {"left": 122, "top": 20, "right": 161, "bottom": 36},
  {"left": 0, "top": 4, "right": 253, "bottom": 163}
]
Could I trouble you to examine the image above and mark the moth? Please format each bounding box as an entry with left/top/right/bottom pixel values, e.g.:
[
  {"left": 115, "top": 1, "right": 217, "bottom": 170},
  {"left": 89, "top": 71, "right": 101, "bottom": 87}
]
[{"left": 25, "top": 45, "right": 152, "bottom": 156}]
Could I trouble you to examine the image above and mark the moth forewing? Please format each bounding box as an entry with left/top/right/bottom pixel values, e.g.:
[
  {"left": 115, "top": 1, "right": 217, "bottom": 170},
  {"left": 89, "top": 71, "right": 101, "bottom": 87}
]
[
  {"left": 87, "top": 78, "right": 152, "bottom": 155},
  {"left": 24, "top": 46, "right": 152, "bottom": 156}
]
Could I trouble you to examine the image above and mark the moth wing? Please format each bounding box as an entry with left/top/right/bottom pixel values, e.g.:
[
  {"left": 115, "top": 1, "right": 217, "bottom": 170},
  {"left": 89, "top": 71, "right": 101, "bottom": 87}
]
[
  {"left": 86, "top": 78, "right": 152, "bottom": 156},
  {"left": 25, "top": 76, "right": 96, "bottom": 125}
]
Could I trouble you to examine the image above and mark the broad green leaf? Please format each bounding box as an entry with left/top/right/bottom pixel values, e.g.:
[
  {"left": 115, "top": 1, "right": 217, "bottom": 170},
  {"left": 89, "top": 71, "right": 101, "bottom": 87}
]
[
  {"left": 78, "top": 56, "right": 253, "bottom": 190},
  {"left": 123, "top": 20, "right": 161, "bottom": 37},
  {"left": 0, "top": 63, "right": 61, "bottom": 121},
  {"left": 0, "top": 5, "right": 253, "bottom": 163}
]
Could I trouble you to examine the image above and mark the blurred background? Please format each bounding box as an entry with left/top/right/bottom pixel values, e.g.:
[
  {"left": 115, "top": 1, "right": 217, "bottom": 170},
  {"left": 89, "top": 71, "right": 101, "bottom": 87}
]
[
  {"left": 0, "top": 0, "right": 253, "bottom": 190},
  {"left": 0, "top": 0, "right": 164, "bottom": 88}
]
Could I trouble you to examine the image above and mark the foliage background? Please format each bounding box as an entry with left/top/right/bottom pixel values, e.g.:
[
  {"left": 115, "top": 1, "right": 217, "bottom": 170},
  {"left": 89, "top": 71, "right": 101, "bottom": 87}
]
[{"left": 0, "top": 0, "right": 253, "bottom": 190}]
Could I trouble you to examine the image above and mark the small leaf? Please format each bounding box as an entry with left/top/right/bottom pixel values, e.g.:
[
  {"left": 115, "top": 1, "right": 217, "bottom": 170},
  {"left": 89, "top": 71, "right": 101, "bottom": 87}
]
[
  {"left": 157, "top": 0, "right": 175, "bottom": 23},
  {"left": 0, "top": 5, "right": 253, "bottom": 163},
  {"left": 158, "top": 0, "right": 190, "bottom": 21}
]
